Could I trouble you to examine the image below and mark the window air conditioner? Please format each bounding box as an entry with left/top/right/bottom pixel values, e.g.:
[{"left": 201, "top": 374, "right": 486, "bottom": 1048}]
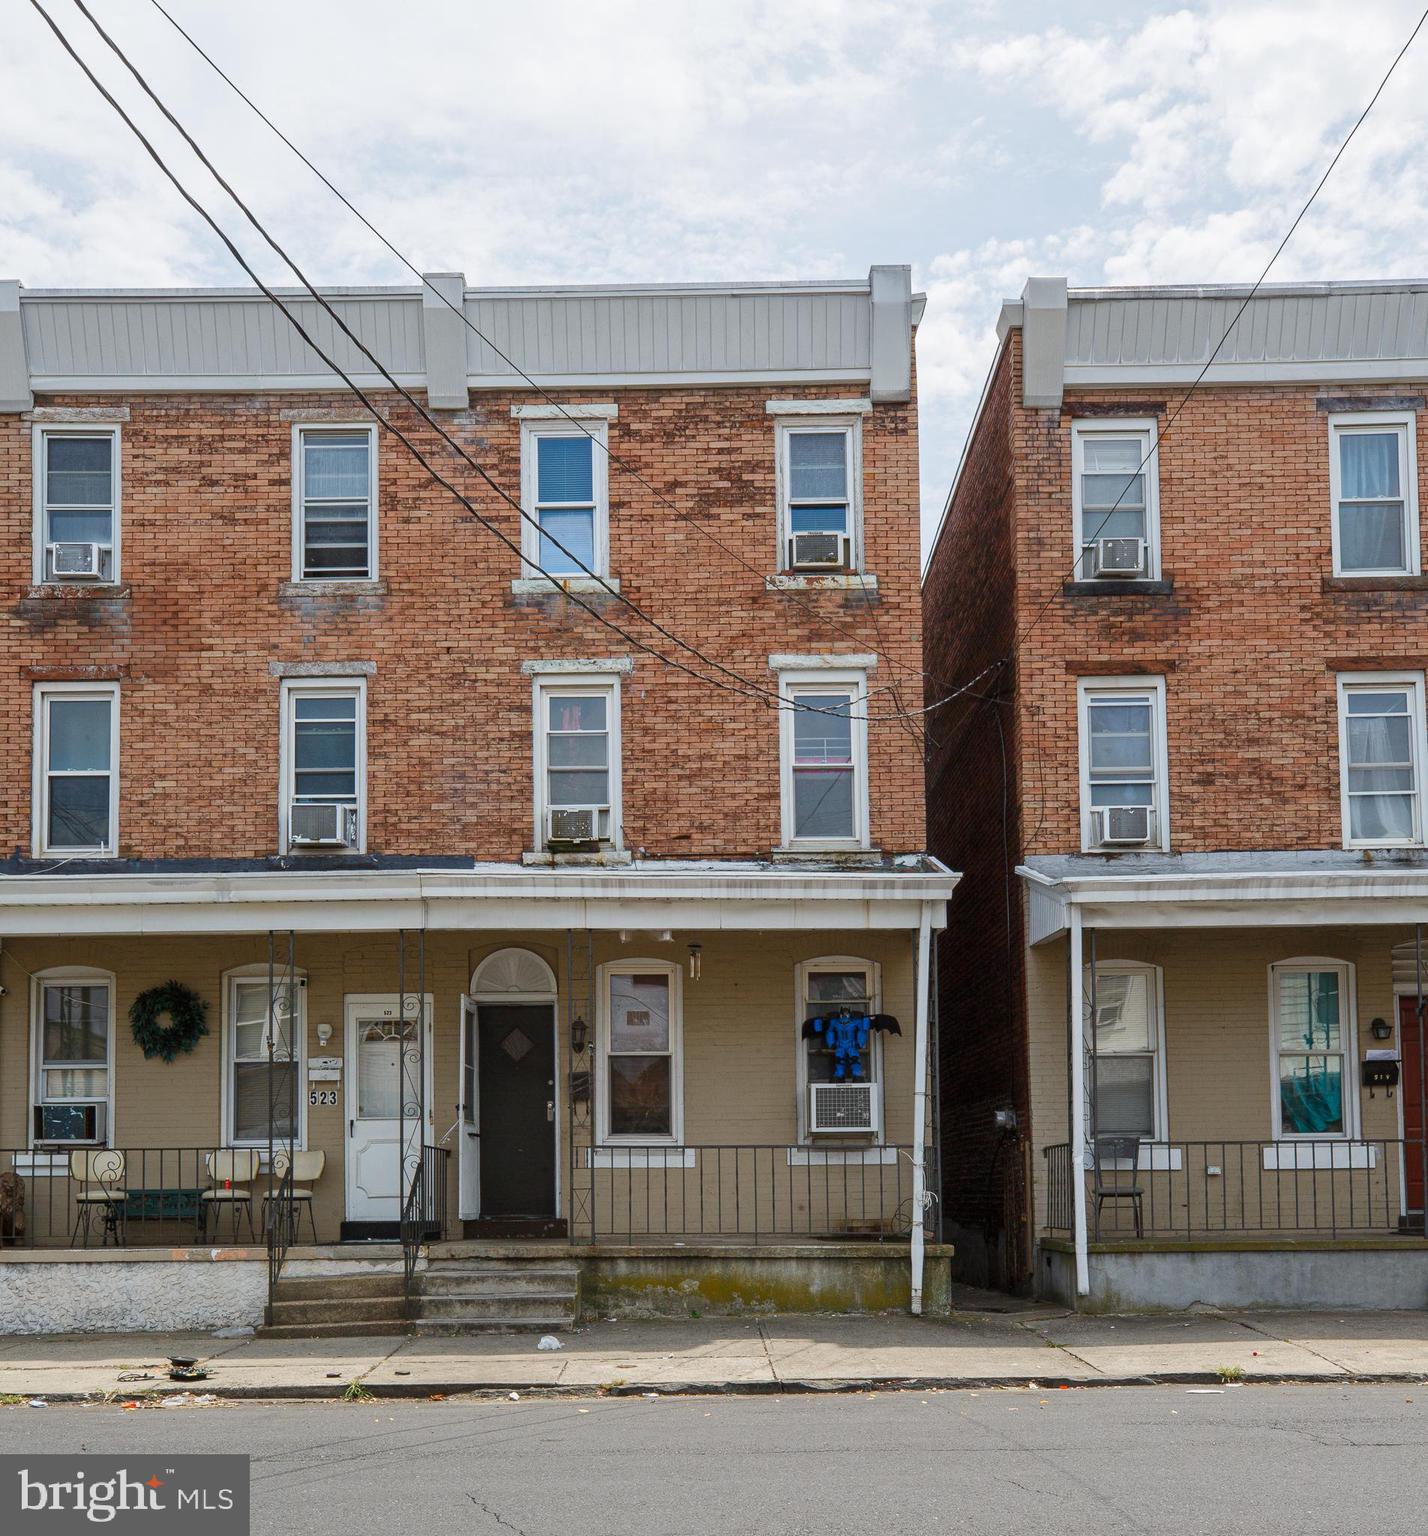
[
  {"left": 33, "top": 1102, "right": 107, "bottom": 1145},
  {"left": 289, "top": 802, "right": 358, "bottom": 848},
  {"left": 789, "top": 530, "right": 846, "bottom": 570},
  {"left": 1096, "top": 805, "right": 1153, "bottom": 846},
  {"left": 546, "top": 805, "right": 608, "bottom": 847},
  {"left": 1088, "top": 537, "right": 1146, "bottom": 578},
  {"left": 47, "top": 542, "right": 108, "bottom": 580},
  {"left": 809, "top": 1081, "right": 878, "bottom": 1134}
]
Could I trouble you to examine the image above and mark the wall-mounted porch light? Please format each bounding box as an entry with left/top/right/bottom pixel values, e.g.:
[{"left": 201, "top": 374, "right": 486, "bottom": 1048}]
[
  {"left": 316, "top": 1021, "right": 333, "bottom": 1047},
  {"left": 1371, "top": 1017, "right": 1393, "bottom": 1041},
  {"left": 688, "top": 943, "right": 702, "bottom": 982},
  {"left": 571, "top": 1015, "right": 589, "bottom": 1055}
]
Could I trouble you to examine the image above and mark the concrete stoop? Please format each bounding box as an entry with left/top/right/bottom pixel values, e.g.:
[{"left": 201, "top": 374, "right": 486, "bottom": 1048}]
[{"left": 261, "top": 1271, "right": 407, "bottom": 1339}]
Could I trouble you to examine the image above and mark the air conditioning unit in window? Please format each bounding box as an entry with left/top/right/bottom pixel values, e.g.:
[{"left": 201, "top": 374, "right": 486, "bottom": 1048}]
[
  {"left": 289, "top": 802, "right": 358, "bottom": 848},
  {"left": 47, "top": 542, "right": 108, "bottom": 580},
  {"left": 1095, "top": 805, "right": 1153, "bottom": 846},
  {"left": 33, "top": 1102, "right": 107, "bottom": 1145},
  {"left": 546, "top": 805, "right": 608, "bottom": 848},
  {"left": 1087, "top": 537, "right": 1146, "bottom": 578},
  {"left": 809, "top": 1081, "right": 878, "bottom": 1134},
  {"left": 789, "top": 531, "right": 846, "bottom": 570}
]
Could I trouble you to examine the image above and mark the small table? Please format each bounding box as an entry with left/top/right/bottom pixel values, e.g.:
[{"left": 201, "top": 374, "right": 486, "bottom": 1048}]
[{"left": 123, "top": 1188, "right": 207, "bottom": 1242}]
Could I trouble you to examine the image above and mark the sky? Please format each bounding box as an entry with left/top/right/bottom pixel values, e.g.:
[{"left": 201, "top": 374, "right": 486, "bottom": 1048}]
[{"left": 4, "top": 0, "right": 1428, "bottom": 554}]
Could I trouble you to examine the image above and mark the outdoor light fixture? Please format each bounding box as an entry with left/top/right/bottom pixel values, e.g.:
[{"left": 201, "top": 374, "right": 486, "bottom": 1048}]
[
  {"left": 571, "top": 1016, "right": 589, "bottom": 1054},
  {"left": 1371, "top": 1017, "right": 1393, "bottom": 1041},
  {"left": 688, "top": 942, "right": 702, "bottom": 981},
  {"left": 316, "top": 1021, "right": 333, "bottom": 1047}
]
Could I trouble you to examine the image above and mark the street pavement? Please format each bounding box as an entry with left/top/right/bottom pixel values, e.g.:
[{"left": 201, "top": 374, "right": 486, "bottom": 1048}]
[{"left": 1, "top": 1386, "right": 1424, "bottom": 1534}]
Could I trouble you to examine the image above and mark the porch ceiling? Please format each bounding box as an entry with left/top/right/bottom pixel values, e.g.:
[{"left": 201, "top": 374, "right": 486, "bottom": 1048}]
[
  {"left": 1020, "top": 850, "right": 1428, "bottom": 943},
  {"left": 0, "top": 858, "right": 957, "bottom": 937}
]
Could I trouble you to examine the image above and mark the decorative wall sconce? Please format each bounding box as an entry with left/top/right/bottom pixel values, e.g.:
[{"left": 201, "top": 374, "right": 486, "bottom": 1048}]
[
  {"left": 688, "top": 943, "right": 702, "bottom": 981},
  {"left": 571, "top": 1015, "right": 589, "bottom": 1054},
  {"left": 1371, "top": 1017, "right": 1393, "bottom": 1041},
  {"left": 316, "top": 1021, "right": 333, "bottom": 1047}
]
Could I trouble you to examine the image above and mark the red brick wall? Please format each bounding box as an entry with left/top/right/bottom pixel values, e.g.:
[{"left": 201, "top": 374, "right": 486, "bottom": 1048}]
[{"left": 1, "top": 383, "right": 925, "bottom": 861}]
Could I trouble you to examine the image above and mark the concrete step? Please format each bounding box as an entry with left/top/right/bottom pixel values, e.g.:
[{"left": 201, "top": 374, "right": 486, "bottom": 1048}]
[
  {"left": 266, "top": 1296, "right": 407, "bottom": 1327},
  {"left": 259, "top": 1319, "right": 409, "bottom": 1339},
  {"left": 411, "top": 1318, "right": 572, "bottom": 1336},
  {"left": 417, "top": 1292, "right": 577, "bottom": 1322},
  {"left": 272, "top": 1273, "right": 405, "bottom": 1303},
  {"left": 419, "top": 1269, "right": 579, "bottom": 1298}
]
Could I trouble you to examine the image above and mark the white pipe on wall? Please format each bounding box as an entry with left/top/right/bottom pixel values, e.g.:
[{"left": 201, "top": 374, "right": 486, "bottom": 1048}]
[{"left": 910, "top": 901, "right": 932, "bottom": 1315}]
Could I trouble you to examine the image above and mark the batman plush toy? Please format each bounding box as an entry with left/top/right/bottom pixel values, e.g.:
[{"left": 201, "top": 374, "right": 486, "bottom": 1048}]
[{"left": 800, "top": 1013, "right": 901, "bottom": 1080}]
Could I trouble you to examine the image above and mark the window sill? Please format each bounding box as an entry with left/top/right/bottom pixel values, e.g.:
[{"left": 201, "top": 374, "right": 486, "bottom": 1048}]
[
  {"left": 511, "top": 576, "right": 620, "bottom": 596},
  {"left": 586, "top": 1146, "right": 695, "bottom": 1168},
  {"left": 765, "top": 572, "right": 878, "bottom": 593},
  {"left": 15, "top": 1152, "right": 84, "bottom": 1175},
  {"left": 521, "top": 848, "right": 633, "bottom": 867},
  {"left": 23, "top": 583, "right": 130, "bottom": 601},
  {"left": 1096, "top": 1147, "right": 1183, "bottom": 1172},
  {"left": 1323, "top": 575, "right": 1428, "bottom": 593},
  {"left": 771, "top": 846, "right": 881, "bottom": 865},
  {"left": 278, "top": 579, "right": 386, "bottom": 597},
  {"left": 1263, "top": 1142, "right": 1376, "bottom": 1170},
  {"left": 1062, "top": 578, "right": 1174, "bottom": 598},
  {"left": 789, "top": 1145, "right": 896, "bottom": 1166}
]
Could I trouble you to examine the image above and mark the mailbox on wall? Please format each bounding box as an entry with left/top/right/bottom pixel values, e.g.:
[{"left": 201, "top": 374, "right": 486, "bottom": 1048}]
[{"left": 1362, "top": 1057, "right": 1401, "bottom": 1091}]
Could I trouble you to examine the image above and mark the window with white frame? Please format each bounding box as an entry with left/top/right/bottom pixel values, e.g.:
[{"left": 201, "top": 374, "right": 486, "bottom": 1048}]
[
  {"left": 1336, "top": 673, "right": 1426, "bottom": 847},
  {"left": 1090, "top": 962, "right": 1165, "bottom": 1141},
  {"left": 533, "top": 677, "right": 619, "bottom": 849},
  {"left": 224, "top": 968, "right": 305, "bottom": 1147},
  {"left": 600, "top": 961, "right": 681, "bottom": 1142},
  {"left": 294, "top": 426, "right": 376, "bottom": 580},
  {"left": 1071, "top": 420, "right": 1159, "bottom": 579},
  {"left": 775, "top": 419, "right": 862, "bottom": 572},
  {"left": 280, "top": 679, "right": 365, "bottom": 853},
  {"left": 1329, "top": 413, "right": 1420, "bottom": 576},
  {"left": 34, "top": 683, "right": 118, "bottom": 856},
  {"left": 31, "top": 971, "right": 113, "bottom": 1145},
  {"left": 1271, "top": 961, "right": 1355, "bottom": 1138},
  {"left": 796, "top": 958, "right": 881, "bottom": 1139},
  {"left": 520, "top": 420, "right": 609, "bottom": 578},
  {"left": 778, "top": 672, "right": 870, "bottom": 849},
  {"left": 1077, "top": 677, "right": 1169, "bottom": 852},
  {"left": 35, "top": 426, "right": 120, "bottom": 584}
]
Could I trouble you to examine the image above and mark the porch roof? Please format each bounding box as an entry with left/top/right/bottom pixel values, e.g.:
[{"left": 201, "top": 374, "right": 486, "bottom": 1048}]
[
  {"left": 1019, "top": 849, "right": 1428, "bottom": 942},
  {"left": 0, "top": 856, "right": 957, "bottom": 937}
]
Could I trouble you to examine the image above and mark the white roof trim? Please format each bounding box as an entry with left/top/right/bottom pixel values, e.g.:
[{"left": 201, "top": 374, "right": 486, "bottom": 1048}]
[{"left": 1066, "top": 361, "right": 1428, "bottom": 388}]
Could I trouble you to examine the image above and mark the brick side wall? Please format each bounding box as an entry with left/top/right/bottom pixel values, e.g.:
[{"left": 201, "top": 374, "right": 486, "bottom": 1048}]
[
  {"left": 922, "top": 338, "right": 1031, "bottom": 1288},
  {"left": 0, "top": 384, "right": 925, "bottom": 861}
]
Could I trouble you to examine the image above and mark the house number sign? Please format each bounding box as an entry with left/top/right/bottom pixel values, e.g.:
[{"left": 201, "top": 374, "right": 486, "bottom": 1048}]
[{"left": 308, "top": 1088, "right": 339, "bottom": 1107}]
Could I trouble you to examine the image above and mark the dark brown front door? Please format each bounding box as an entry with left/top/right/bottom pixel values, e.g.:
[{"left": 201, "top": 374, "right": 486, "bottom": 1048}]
[
  {"left": 1401, "top": 996, "right": 1427, "bottom": 1218},
  {"left": 478, "top": 1003, "right": 557, "bottom": 1218}
]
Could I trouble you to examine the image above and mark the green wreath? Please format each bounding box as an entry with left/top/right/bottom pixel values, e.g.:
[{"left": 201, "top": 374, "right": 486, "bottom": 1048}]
[{"left": 129, "top": 981, "right": 209, "bottom": 1062}]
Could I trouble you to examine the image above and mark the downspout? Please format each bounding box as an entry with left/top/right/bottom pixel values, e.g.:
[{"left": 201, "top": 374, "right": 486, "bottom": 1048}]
[
  {"left": 910, "top": 901, "right": 933, "bottom": 1315},
  {"left": 1068, "top": 905, "right": 1090, "bottom": 1295}
]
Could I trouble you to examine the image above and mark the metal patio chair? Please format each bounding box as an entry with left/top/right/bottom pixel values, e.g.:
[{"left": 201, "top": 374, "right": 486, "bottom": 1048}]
[
  {"left": 202, "top": 1149, "right": 261, "bottom": 1243},
  {"left": 70, "top": 1150, "right": 127, "bottom": 1247},
  {"left": 1092, "top": 1136, "right": 1145, "bottom": 1237},
  {"left": 262, "top": 1149, "right": 325, "bottom": 1245}
]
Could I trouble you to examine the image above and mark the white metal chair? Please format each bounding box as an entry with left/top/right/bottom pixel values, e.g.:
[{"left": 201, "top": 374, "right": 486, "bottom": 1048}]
[
  {"left": 262, "top": 1150, "right": 324, "bottom": 1244},
  {"left": 202, "top": 1149, "right": 261, "bottom": 1242},
  {"left": 70, "top": 1150, "right": 126, "bottom": 1247}
]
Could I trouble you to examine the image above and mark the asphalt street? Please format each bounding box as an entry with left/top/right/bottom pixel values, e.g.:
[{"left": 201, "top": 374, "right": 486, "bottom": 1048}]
[{"left": 1, "top": 1385, "right": 1422, "bottom": 1535}]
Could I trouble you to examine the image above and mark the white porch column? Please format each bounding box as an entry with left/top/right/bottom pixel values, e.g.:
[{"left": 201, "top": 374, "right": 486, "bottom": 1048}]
[
  {"left": 910, "top": 901, "right": 932, "bottom": 1315},
  {"left": 1068, "top": 905, "right": 1090, "bottom": 1295}
]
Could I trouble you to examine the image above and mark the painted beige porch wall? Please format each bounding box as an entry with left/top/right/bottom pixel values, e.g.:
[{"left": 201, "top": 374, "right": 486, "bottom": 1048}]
[
  {"left": 0, "top": 928, "right": 920, "bottom": 1241},
  {"left": 1027, "top": 923, "right": 1417, "bottom": 1232}
]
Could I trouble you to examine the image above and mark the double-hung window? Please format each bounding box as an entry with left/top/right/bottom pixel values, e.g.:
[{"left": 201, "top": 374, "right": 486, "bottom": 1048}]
[
  {"left": 1090, "top": 963, "right": 1165, "bottom": 1141},
  {"left": 1336, "top": 673, "right": 1426, "bottom": 847},
  {"left": 35, "top": 426, "right": 119, "bottom": 584},
  {"left": 599, "top": 960, "right": 682, "bottom": 1142},
  {"left": 778, "top": 669, "right": 870, "bottom": 850},
  {"left": 1329, "top": 413, "right": 1419, "bottom": 576},
  {"left": 797, "top": 958, "right": 882, "bottom": 1140},
  {"left": 34, "top": 683, "right": 118, "bottom": 856},
  {"left": 1077, "top": 676, "right": 1169, "bottom": 851},
  {"left": 32, "top": 971, "right": 113, "bottom": 1145},
  {"left": 774, "top": 416, "right": 863, "bottom": 572},
  {"left": 533, "top": 675, "right": 620, "bottom": 850},
  {"left": 1271, "top": 961, "right": 1354, "bottom": 1139},
  {"left": 1071, "top": 419, "right": 1159, "bottom": 579},
  {"left": 224, "top": 968, "right": 304, "bottom": 1147},
  {"left": 280, "top": 679, "right": 366, "bottom": 852},
  {"left": 520, "top": 418, "right": 609, "bottom": 580},
  {"left": 294, "top": 426, "right": 376, "bottom": 580}
]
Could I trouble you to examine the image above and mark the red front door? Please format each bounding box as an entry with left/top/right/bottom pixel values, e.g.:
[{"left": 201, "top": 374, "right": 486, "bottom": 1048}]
[{"left": 1400, "top": 997, "right": 1427, "bottom": 1217}]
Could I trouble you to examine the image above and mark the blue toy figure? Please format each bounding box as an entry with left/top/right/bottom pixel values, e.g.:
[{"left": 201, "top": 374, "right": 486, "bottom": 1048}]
[{"left": 801, "top": 1012, "right": 901, "bottom": 1079}]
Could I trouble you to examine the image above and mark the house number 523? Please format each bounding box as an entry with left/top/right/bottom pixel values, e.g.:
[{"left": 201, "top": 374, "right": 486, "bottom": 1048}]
[{"left": 308, "top": 1088, "right": 338, "bottom": 1107}]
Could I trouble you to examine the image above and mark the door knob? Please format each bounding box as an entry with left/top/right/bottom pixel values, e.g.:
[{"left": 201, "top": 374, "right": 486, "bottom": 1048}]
[{"left": 546, "top": 1100, "right": 555, "bottom": 1122}]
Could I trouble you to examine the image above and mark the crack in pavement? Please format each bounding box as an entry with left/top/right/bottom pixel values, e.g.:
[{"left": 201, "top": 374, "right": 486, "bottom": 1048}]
[
  {"left": 467, "top": 1493, "right": 531, "bottom": 1536},
  {"left": 755, "top": 1321, "right": 780, "bottom": 1386}
]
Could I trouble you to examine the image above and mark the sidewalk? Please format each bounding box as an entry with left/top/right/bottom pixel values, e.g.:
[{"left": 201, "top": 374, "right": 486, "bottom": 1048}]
[{"left": 5, "top": 1302, "right": 1428, "bottom": 1401}]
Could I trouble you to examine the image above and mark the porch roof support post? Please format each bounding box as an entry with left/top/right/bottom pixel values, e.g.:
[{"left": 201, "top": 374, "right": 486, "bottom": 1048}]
[
  {"left": 910, "top": 901, "right": 933, "bottom": 1315},
  {"left": 1068, "top": 905, "right": 1090, "bottom": 1296}
]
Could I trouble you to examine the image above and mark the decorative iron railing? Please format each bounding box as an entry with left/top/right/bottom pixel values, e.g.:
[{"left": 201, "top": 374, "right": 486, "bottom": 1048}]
[
  {"left": 264, "top": 1161, "right": 297, "bottom": 1325},
  {"left": 1041, "top": 1138, "right": 1422, "bottom": 1240},
  {"left": 400, "top": 1144, "right": 448, "bottom": 1313}
]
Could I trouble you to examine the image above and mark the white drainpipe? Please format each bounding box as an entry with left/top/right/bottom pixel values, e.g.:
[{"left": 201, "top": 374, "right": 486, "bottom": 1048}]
[
  {"left": 910, "top": 901, "right": 932, "bottom": 1315},
  {"left": 1068, "top": 905, "right": 1090, "bottom": 1295}
]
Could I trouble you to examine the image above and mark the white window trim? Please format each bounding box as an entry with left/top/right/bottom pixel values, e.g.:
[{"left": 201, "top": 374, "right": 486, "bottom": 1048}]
[
  {"left": 290, "top": 423, "right": 378, "bottom": 583},
  {"left": 777, "top": 667, "right": 871, "bottom": 852},
  {"left": 1268, "top": 957, "right": 1359, "bottom": 1143},
  {"left": 519, "top": 416, "right": 610, "bottom": 580},
  {"left": 220, "top": 963, "right": 309, "bottom": 1151},
  {"left": 28, "top": 966, "right": 116, "bottom": 1150},
  {"left": 277, "top": 676, "right": 368, "bottom": 855},
  {"left": 1328, "top": 410, "right": 1421, "bottom": 577},
  {"left": 1076, "top": 675, "right": 1170, "bottom": 853},
  {"left": 1070, "top": 417, "right": 1160, "bottom": 580},
  {"left": 596, "top": 958, "right": 683, "bottom": 1146},
  {"left": 530, "top": 673, "right": 623, "bottom": 853},
  {"left": 773, "top": 415, "right": 864, "bottom": 573},
  {"left": 794, "top": 956, "right": 883, "bottom": 1145},
  {"left": 1335, "top": 671, "right": 1426, "bottom": 849},
  {"left": 1088, "top": 959, "right": 1168, "bottom": 1146},
  {"left": 32, "top": 681, "right": 120, "bottom": 858},
  {"left": 31, "top": 422, "right": 123, "bottom": 586}
]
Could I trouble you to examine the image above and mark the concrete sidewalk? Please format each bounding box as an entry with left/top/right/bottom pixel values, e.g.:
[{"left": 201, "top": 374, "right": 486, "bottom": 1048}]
[{"left": 5, "top": 1303, "right": 1428, "bottom": 1401}]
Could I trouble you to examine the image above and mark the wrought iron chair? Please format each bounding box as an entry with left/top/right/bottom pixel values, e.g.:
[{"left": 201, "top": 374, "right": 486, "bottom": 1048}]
[
  {"left": 262, "top": 1150, "right": 324, "bottom": 1244},
  {"left": 1092, "top": 1136, "right": 1144, "bottom": 1237},
  {"left": 70, "top": 1150, "right": 127, "bottom": 1247},
  {"left": 202, "top": 1149, "right": 261, "bottom": 1243}
]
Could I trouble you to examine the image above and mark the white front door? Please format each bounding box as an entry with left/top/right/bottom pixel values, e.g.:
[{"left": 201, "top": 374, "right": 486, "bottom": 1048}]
[
  {"left": 344, "top": 994, "right": 433, "bottom": 1224},
  {"left": 457, "top": 994, "right": 481, "bottom": 1220}
]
